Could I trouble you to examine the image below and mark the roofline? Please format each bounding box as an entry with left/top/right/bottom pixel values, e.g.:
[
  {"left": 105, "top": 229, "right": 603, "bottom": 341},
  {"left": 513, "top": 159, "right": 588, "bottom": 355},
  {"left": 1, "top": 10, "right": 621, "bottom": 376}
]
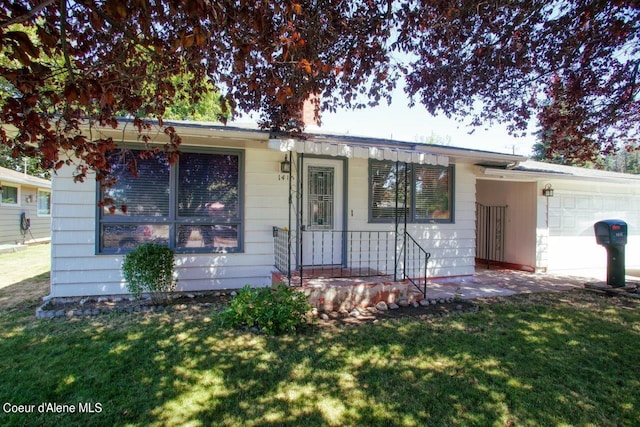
[
  {"left": 306, "top": 131, "right": 525, "bottom": 164},
  {"left": 90, "top": 118, "right": 271, "bottom": 142},
  {"left": 85, "top": 118, "right": 526, "bottom": 164},
  {"left": 480, "top": 165, "right": 640, "bottom": 184},
  {"left": 0, "top": 171, "right": 51, "bottom": 188}
]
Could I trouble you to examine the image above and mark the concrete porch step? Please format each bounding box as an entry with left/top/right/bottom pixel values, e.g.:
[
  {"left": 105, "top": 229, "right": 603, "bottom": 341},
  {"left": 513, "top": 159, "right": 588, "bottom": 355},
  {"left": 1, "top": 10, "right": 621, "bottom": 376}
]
[{"left": 273, "top": 270, "right": 426, "bottom": 311}]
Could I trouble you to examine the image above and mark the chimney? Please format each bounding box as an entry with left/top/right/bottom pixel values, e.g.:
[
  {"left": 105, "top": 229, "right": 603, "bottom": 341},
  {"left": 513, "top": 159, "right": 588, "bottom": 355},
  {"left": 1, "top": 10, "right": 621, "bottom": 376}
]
[{"left": 301, "top": 94, "right": 321, "bottom": 128}]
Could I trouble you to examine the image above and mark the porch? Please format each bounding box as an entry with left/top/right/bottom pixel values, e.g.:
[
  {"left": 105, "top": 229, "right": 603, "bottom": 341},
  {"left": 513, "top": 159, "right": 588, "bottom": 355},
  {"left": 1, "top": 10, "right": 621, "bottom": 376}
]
[
  {"left": 271, "top": 264, "right": 590, "bottom": 312},
  {"left": 272, "top": 226, "right": 432, "bottom": 310}
]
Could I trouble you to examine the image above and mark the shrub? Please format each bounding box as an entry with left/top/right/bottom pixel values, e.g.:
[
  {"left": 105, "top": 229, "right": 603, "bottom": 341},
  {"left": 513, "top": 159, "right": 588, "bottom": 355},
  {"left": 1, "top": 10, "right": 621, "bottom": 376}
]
[
  {"left": 122, "top": 243, "right": 176, "bottom": 305},
  {"left": 219, "top": 284, "right": 313, "bottom": 335}
]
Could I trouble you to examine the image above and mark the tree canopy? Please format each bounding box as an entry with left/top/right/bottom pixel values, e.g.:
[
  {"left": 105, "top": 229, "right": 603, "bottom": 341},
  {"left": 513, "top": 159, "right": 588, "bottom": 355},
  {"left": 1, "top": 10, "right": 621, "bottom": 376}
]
[{"left": 1, "top": 0, "right": 639, "bottom": 181}]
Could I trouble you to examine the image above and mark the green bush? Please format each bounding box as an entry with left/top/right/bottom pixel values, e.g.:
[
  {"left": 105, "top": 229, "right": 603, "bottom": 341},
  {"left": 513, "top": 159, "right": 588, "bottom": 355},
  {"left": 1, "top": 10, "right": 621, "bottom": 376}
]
[
  {"left": 122, "top": 243, "right": 176, "bottom": 305},
  {"left": 219, "top": 284, "right": 313, "bottom": 335}
]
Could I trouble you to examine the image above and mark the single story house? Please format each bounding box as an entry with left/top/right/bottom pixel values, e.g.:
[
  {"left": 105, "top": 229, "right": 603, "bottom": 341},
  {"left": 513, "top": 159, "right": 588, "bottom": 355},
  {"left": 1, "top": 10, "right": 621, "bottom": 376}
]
[
  {"left": 48, "top": 120, "right": 640, "bottom": 299},
  {"left": 477, "top": 160, "right": 640, "bottom": 278},
  {"left": 49, "top": 121, "right": 526, "bottom": 298},
  {"left": 0, "top": 166, "right": 51, "bottom": 246}
]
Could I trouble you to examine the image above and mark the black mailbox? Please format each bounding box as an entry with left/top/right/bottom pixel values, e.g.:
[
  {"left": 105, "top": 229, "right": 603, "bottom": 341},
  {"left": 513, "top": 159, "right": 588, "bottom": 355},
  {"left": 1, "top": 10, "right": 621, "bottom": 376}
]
[
  {"left": 595, "top": 220, "right": 627, "bottom": 245},
  {"left": 594, "top": 219, "right": 627, "bottom": 287}
]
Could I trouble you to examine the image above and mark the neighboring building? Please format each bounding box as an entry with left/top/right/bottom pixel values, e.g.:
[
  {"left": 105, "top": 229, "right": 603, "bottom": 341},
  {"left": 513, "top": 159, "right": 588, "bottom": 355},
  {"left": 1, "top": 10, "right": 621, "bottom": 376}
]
[
  {"left": 48, "top": 121, "right": 525, "bottom": 298},
  {"left": 477, "top": 160, "right": 640, "bottom": 278},
  {"left": 0, "top": 166, "right": 52, "bottom": 245}
]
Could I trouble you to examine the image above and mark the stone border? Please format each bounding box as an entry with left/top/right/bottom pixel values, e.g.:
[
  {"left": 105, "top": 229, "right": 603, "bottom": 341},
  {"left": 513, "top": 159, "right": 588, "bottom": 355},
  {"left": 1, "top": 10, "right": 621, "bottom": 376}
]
[
  {"left": 35, "top": 291, "right": 235, "bottom": 319},
  {"left": 315, "top": 296, "right": 480, "bottom": 322},
  {"left": 36, "top": 292, "right": 479, "bottom": 321}
]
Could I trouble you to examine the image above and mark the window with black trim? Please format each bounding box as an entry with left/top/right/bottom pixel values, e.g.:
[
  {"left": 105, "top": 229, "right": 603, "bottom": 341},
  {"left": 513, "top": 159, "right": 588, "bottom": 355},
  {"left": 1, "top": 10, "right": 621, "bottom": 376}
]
[
  {"left": 98, "top": 148, "right": 243, "bottom": 254},
  {"left": 369, "top": 160, "right": 454, "bottom": 223},
  {"left": 1, "top": 184, "right": 19, "bottom": 205}
]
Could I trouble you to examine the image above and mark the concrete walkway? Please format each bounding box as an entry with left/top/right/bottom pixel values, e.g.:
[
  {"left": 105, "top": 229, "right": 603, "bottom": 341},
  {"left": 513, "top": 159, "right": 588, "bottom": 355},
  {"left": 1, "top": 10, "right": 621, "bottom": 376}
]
[
  {"left": 429, "top": 268, "right": 640, "bottom": 300},
  {"left": 0, "top": 244, "right": 28, "bottom": 254},
  {"left": 301, "top": 268, "right": 612, "bottom": 311}
]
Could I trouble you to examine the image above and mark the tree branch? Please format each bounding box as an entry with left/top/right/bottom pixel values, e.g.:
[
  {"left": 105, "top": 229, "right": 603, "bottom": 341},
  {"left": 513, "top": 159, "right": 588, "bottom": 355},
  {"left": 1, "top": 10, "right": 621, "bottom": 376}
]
[
  {"left": 0, "top": 0, "right": 57, "bottom": 29},
  {"left": 59, "top": 0, "right": 75, "bottom": 83}
]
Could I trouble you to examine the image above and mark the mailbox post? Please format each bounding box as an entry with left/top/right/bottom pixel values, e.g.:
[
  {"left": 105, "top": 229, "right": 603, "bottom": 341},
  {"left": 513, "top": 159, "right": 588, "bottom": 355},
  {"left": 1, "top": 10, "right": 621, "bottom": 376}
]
[{"left": 594, "top": 220, "right": 627, "bottom": 287}]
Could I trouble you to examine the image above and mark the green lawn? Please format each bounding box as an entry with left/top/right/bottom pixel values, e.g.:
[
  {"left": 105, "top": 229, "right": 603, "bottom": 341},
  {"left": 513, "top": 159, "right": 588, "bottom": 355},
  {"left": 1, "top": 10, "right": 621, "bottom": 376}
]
[
  {"left": 0, "top": 243, "right": 50, "bottom": 289},
  {"left": 1, "top": 288, "right": 639, "bottom": 426}
]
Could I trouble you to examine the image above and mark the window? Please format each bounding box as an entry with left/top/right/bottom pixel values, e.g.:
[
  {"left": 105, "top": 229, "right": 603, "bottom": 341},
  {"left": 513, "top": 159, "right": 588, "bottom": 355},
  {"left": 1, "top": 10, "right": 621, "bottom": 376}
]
[
  {"left": 1, "top": 184, "right": 19, "bottom": 205},
  {"left": 98, "top": 148, "right": 243, "bottom": 254},
  {"left": 37, "top": 190, "right": 51, "bottom": 215},
  {"left": 369, "top": 160, "right": 454, "bottom": 223}
]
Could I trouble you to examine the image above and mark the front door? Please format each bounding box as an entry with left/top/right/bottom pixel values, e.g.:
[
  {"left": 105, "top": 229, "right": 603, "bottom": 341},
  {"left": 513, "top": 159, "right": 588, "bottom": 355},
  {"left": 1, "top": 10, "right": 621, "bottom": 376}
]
[{"left": 301, "top": 158, "right": 344, "bottom": 266}]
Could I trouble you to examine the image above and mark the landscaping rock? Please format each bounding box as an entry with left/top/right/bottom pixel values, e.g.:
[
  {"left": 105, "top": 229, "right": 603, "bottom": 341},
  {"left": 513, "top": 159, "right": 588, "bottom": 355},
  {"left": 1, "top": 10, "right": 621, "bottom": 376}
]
[
  {"left": 397, "top": 298, "right": 410, "bottom": 307},
  {"left": 419, "top": 299, "right": 429, "bottom": 306},
  {"left": 388, "top": 302, "right": 399, "bottom": 310},
  {"left": 376, "top": 301, "right": 388, "bottom": 311}
]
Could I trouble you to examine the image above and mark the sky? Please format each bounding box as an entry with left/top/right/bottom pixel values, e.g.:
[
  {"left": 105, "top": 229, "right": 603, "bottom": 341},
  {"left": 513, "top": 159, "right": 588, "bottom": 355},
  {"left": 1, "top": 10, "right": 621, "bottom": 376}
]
[
  {"left": 234, "top": 84, "right": 539, "bottom": 157},
  {"left": 318, "top": 101, "right": 537, "bottom": 156}
]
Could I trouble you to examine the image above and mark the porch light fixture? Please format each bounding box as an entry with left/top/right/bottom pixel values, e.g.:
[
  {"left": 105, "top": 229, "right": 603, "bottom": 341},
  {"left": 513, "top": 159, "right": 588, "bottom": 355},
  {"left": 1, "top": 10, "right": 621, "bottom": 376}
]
[
  {"left": 542, "top": 184, "right": 554, "bottom": 197},
  {"left": 280, "top": 156, "right": 291, "bottom": 173}
]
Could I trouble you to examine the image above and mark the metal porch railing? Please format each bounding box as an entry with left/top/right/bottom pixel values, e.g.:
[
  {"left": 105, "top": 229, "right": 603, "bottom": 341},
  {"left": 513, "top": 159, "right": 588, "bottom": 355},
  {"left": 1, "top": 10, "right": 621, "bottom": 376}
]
[
  {"left": 272, "top": 227, "right": 431, "bottom": 297},
  {"left": 399, "top": 231, "right": 431, "bottom": 297}
]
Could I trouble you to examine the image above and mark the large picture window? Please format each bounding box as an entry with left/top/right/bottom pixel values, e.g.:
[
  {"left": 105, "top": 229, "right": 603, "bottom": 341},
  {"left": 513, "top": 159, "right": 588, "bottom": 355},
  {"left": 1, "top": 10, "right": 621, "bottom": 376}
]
[
  {"left": 369, "top": 160, "right": 454, "bottom": 223},
  {"left": 98, "top": 148, "right": 243, "bottom": 254}
]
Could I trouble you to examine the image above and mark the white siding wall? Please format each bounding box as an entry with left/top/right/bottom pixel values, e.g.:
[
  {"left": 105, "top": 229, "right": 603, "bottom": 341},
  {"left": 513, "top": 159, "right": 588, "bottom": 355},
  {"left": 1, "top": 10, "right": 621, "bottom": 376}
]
[
  {"left": 51, "top": 147, "right": 478, "bottom": 297},
  {"left": 537, "top": 180, "right": 640, "bottom": 278},
  {"left": 346, "top": 160, "right": 477, "bottom": 278},
  {"left": 51, "top": 145, "right": 290, "bottom": 297}
]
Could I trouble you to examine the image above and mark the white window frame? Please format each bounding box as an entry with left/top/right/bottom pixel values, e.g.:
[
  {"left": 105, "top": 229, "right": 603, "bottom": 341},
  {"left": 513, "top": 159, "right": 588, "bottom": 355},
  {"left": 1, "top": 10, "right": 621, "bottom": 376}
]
[{"left": 37, "top": 189, "right": 51, "bottom": 216}]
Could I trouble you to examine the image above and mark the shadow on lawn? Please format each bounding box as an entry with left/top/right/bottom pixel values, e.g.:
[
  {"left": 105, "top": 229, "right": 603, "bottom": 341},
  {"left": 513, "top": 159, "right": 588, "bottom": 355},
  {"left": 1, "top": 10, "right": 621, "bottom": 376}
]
[
  {"left": 0, "top": 272, "right": 49, "bottom": 311},
  {"left": 1, "top": 292, "right": 639, "bottom": 426}
]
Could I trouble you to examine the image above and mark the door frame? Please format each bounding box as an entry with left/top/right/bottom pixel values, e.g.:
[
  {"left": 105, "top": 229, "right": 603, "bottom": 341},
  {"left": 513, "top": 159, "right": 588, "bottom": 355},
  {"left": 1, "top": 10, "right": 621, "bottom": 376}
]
[{"left": 296, "top": 154, "right": 348, "bottom": 268}]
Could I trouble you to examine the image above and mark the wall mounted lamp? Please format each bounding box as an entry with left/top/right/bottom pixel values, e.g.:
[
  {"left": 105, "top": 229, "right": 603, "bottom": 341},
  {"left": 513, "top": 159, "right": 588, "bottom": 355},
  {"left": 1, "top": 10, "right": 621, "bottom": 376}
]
[
  {"left": 280, "top": 156, "right": 291, "bottom": 174},
  {"left": 25, "top": 195, "right": 33, "bottom": 203},
  {"left": 542, "top": 184, "right": 554, "bottom": 197}
]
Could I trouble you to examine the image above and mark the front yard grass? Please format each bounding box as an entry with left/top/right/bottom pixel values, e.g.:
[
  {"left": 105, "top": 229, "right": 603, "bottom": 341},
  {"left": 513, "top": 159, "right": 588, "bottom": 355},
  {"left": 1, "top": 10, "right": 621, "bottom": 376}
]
[
  {"left": 0, "top": 244, "right": 50, "bottom": 310},
  {"left": 0, "top": 243, "right": 50, "bottom": 288},
  {"left": 1, "top": 286, "right": 639, "bottom": 426}
]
